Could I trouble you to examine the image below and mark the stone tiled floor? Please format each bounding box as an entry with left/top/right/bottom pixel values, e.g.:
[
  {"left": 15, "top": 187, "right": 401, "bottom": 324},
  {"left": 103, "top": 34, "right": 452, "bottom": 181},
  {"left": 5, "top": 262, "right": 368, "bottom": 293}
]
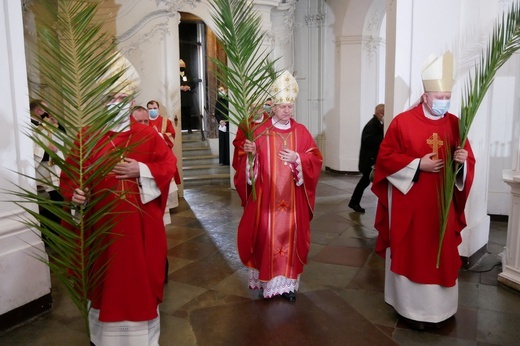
[{"left": 1, "top": 172, "right": 519, "bottom": 345}]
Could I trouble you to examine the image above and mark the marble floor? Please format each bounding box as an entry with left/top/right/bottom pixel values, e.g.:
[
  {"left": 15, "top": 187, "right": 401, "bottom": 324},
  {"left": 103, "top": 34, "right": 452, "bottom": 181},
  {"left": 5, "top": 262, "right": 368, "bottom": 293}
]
[{"left": 1, "top": 172, "right": 519, "bottom": 345}]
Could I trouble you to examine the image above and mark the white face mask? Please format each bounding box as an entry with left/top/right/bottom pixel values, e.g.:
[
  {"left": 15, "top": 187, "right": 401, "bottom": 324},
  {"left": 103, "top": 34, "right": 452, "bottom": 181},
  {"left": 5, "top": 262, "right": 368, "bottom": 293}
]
[
  {"left": 430, "top": 99, "right": 451, "bottom": 116},
  {"left": 148, "top": 109, "right": 159, "bottom": 119},
  {"left": 106, "top": 103, "right": 130, "bottom": 131}
]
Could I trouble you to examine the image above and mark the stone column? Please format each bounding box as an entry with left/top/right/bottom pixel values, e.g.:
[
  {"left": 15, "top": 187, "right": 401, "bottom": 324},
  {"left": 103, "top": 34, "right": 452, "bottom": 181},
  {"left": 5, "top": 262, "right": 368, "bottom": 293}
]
[{"left": 500, "top": 172, "right": 520, "bottom": 292}]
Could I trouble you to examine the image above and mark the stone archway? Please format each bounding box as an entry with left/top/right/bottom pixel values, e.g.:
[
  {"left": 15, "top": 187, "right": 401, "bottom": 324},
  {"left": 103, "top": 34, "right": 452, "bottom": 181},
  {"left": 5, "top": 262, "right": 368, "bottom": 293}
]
[{"left": 322, "top": 0, "right": 386, "bottom": 172}]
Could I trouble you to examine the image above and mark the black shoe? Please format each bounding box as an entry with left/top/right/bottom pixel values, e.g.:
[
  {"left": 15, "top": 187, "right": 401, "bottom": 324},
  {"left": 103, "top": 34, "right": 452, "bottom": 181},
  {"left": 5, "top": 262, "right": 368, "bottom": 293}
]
[
  {"left": 281, "top": 291, "right": 296, "bottom": 302},
  {"left": 434, "top": 316, "right": 454, "bottom": 329},
  {"left": 399, "top": 315, "right": 426, "bottom": 331},
  {"left": 348, "top": 203, "right": 365, "bottom": 213}
]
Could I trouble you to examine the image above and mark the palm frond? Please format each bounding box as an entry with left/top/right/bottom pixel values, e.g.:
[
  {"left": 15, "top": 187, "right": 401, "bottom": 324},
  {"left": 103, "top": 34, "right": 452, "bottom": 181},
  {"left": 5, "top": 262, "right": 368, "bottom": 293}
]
[
  {"left": 208, "top": 0, "right": 281, "bottom": 199},
  {"left": 437, "top": 3, "right": 520, "bottom": 267},
  {"left": 5, "top": 0, "right": 142, "bottom": 338},
  {"left": 437, "top": 141, "right": 454, "bottom": 268},
  {"left": 208, "top": 0, "right": 279, "bottom": 131}
]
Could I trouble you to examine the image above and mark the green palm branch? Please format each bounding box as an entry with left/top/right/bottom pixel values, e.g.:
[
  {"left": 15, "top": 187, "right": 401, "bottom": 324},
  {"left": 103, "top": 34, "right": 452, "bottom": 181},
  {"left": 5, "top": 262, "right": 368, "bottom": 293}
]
[
  {"left": 7, "top": 0, "right": 139, "bottom": 338},
  {"left": 208, "top": 0, "right": 280, "bottom": 199},
  {"left": 437, "top": 3, "right": 520, "bottom": 268}
]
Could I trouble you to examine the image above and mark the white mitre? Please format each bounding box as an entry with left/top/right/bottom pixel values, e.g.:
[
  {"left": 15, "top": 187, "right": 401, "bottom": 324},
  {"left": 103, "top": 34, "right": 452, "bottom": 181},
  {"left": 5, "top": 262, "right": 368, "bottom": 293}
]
[
  {"left": 421, "top": 51, "right": 455, "bottom": 92},
  {"left": 100, "top": 51, "right": 140, "bottom": 96}
]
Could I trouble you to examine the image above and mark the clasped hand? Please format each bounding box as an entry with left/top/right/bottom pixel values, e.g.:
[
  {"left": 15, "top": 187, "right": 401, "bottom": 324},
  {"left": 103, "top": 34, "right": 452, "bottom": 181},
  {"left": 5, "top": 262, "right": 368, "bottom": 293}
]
[
  {"left": 71, "top": 158, "right": 140, "bottom": 204},
  {"left": 72, "top": 187, "right": 89, "bottom": 204},
  {"left": 278, "top": 149, "right": 297, "bottom": 164},
  {"left": 112, "top": 158, "right": 140, "bottom": 179},
  {"left": 243, "top": 139, "right": 257, "bottom": 156},
  {"left": 420, "top": 147, "right": 468, "bottom": 173}
]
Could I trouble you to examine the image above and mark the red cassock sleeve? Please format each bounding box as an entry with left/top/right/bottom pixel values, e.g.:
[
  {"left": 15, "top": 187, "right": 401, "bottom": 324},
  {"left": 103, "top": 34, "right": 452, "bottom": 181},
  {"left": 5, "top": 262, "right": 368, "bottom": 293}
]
[
  {"left": 232, "top": 121, "right": 253, "bottom": 207},
  {"left": 149, "top": 116, "right": 180, "bottom": 184}
]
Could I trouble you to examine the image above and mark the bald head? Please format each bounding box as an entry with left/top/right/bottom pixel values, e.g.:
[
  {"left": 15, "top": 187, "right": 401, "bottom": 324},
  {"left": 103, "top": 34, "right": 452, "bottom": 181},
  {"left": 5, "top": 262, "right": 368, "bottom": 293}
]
[
  {"left": 374, "top": 104, "right": 384, "bottom": 122},
  {"left": 131, "top": 106, "right": 149, "bottom": 125}
]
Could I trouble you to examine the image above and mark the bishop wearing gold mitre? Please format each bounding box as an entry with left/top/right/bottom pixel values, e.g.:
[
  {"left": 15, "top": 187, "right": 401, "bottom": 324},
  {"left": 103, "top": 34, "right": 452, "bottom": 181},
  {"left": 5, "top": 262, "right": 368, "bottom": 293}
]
[{"left": 234, "top": 70, "right": 323, "bottom": 302}]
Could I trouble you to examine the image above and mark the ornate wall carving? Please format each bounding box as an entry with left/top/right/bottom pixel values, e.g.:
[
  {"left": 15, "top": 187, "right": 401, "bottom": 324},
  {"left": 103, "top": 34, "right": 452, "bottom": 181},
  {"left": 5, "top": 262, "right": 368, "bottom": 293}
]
[{"left": 155, "top": 0, "right": 201, "bottom": 12}]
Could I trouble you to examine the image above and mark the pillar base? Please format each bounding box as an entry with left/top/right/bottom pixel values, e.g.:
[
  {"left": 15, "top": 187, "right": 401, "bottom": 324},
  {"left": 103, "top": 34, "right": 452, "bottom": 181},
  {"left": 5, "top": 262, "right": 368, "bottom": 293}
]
[
  {"left": 0, "top": 293, "right": 52, "bottom": 334},
  {"left": 498, "top": 270, "right": 520, "bottom": 292}
]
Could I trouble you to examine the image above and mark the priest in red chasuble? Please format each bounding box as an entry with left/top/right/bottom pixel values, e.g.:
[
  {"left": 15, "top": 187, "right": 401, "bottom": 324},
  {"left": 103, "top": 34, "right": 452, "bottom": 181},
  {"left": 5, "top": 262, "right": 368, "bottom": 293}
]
[
  {"left": 60, "top": 53, "right": 176, "bottom": 345},
  {"left": 233, "top": 71, "right": 323, "bottom": 302},
  {"left": 371, "top": 51, "right": 475, "bottom": 329}
]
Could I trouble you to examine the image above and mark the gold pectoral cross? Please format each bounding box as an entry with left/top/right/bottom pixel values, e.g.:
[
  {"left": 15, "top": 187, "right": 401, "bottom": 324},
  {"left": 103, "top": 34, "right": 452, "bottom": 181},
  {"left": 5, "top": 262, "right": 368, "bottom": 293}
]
[
  {"left": 427, "top": 133, "right": 444, "bottom": 160},
  {"left": 275, "top": 132, "right": 292, "bottom": 165},
  {"left": 118, "top": 157, "right": 128, "bottom": 198}
]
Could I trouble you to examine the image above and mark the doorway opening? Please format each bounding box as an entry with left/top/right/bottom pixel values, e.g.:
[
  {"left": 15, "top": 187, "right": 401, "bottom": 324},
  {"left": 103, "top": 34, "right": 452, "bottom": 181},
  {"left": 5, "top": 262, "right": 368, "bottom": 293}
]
[{"left": 178, "top": 12, "right": 227, "bottom": 141}]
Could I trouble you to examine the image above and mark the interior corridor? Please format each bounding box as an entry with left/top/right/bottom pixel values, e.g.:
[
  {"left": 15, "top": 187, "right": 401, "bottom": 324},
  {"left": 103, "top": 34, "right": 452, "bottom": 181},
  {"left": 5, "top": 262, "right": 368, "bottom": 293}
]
[{"left": 0, "top": 172, "right": 518, "bottom": 345}]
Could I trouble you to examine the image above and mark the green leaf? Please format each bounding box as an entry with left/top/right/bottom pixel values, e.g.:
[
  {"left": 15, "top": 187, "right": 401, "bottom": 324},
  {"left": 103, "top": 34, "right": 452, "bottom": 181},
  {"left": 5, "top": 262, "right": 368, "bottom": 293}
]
[
  {"left": 437, "top": 3, "right": 520, "bottom": 267},
  {"left": 208, "top": 0, "right": 281, "bottom": 200},
  {"left": 5, "top": 0, "right": 144, "bottom": 338}
]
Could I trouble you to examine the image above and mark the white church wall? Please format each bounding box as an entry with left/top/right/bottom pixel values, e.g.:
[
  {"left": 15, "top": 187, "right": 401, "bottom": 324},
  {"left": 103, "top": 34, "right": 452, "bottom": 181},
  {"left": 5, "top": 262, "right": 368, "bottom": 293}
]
[
  {"left": 295, "top": 0, "right": 327, "bottom": 139},
  {"left": 320, "top": 0, "right": 386, "bottom": 172},
  {"left": 487, "top": 53, "right": 520, "bottom": 215},
  {"left": 0, "top": 0, "right": 51, "bottom": 317}
]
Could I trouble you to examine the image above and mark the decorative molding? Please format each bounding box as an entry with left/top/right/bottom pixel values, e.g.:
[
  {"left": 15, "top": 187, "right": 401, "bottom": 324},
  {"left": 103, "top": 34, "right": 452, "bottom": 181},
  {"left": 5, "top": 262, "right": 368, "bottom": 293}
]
[
  {"left": 265, "top": 30, "right": 276, "bottom": 47},
  {"left": 365, "top": 35, "right": 378, "bottom": 62},
  {"left": 283, "top": 0, "right": 298, "bottom": 31},
  {"left": 119, "top": 21, "right": 171, "bottom": 77},
  {"left": 365, "top": 10, "right": 382, "bottom": 35},
  {"left": 304, "top": 13, "right": 325, "bottom": 27},
  {"left": 118, "top": 10, "right": 176, "bottom": 42},
  {"left": 156, "top": 0, "right": 201, "bottom": 12},
  {"left": 302, "top": 0, "right": 326, "bottom": 27},
  {"left": 334, "top": 35, "right": 383, "bottom": 62},
  {"left": 335, "top": 35, "right": 366, "bottom": 46}
]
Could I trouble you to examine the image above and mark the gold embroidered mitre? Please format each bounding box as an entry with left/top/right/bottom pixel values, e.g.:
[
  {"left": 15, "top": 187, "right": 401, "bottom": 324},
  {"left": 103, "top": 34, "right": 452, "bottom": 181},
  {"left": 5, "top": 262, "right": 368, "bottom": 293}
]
[
  {"left": 100, "top": 51, "right": 140, "bottom": 96},
  {"left": 270, "top": 70, "right": 299, "bottom": 104},
  {"left": 421, "top": 51, "right": 455, "bottom": 92}
]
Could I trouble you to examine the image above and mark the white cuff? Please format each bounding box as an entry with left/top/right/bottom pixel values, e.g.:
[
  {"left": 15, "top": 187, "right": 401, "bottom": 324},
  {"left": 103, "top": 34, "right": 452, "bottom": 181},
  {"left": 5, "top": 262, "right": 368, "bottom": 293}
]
[
  {"left": 138, "top": 162, "right": 161, "bottom": 204},
  {"left": 387, "top": 158, "right": 420, "bottom": 195}
]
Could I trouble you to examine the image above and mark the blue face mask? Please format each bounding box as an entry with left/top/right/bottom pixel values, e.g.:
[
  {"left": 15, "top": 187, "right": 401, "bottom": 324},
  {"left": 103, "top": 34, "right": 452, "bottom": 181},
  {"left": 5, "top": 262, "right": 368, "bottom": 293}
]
[
  {"left": 430, "top": 99, "right": 450, "bottom": 116},
  {"left": 148, "top": 109, "right": 159, "bottom": 119},
  {"left": 264, "top": 105, "right": 271, "bottom": 113}
]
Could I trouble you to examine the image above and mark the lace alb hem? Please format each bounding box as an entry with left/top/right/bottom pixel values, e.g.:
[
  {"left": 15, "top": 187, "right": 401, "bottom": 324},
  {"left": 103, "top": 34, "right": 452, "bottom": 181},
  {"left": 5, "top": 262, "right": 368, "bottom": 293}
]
[{"left": 248, "top": 268, "right": 300, "bottom": 298}]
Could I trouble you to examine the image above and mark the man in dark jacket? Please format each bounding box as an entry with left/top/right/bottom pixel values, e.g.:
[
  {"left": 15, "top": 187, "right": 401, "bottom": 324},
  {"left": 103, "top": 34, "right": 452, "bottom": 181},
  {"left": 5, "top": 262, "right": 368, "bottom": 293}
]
[
  {"left": 180, "top": 59, "right": 196, "bottom": 133},
  {"left": 348, "top": 104, "right": 384, "bottom": 213}
]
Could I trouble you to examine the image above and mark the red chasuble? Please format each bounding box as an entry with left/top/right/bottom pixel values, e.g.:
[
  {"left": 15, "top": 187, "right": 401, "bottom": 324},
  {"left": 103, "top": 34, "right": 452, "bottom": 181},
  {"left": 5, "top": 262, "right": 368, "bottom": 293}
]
[
  {"left": 149, "top": 115, "right": 175, "bottom": 148},
  {"left": 234, "top": 118, "right": 322, "bottom": 282},
  {"left": 149, "top": 115, "right": 181, "bottom": 184},
  {"left": 371, "top": 104, "right": 475, "bottom": 287},
  {"left": 60, "top": 122, "right": 176, "bottom": 322}
]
